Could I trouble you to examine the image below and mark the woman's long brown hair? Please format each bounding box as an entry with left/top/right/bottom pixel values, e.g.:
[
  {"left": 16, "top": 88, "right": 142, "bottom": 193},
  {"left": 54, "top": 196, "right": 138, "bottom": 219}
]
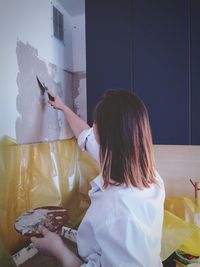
[{"left": 93, "top": 90, "right": 157, "bottom": 189}]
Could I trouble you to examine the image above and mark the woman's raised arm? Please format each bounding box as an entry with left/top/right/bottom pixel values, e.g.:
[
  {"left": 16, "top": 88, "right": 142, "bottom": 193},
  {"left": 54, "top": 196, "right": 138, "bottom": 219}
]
[{"left": 48, "top": 92, "right": 90, "bottom": 138}]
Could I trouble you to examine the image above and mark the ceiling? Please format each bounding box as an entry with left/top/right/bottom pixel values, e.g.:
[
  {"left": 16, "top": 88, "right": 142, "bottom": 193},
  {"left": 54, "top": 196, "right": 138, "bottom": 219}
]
[{"left": 57, "top": 0, "right": 85, "bottom": 16}]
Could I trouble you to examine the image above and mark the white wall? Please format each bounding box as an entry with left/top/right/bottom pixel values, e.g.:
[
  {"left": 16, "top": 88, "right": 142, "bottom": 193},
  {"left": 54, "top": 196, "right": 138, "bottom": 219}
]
[
  {"left": 154, "top": 145, "right": 200, "bottom": 197},
  {"left": 71, "top": 13, "right": 86, "bottom": 72},
  {"left": 0, "top": 0, "right": 75, "bottom": 140}
]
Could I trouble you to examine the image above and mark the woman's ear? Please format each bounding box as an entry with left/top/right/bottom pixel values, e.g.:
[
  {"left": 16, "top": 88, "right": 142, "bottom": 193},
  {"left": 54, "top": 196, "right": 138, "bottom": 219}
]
[{"left": 93, "top": 123, "right": 100, "bottom": 144}]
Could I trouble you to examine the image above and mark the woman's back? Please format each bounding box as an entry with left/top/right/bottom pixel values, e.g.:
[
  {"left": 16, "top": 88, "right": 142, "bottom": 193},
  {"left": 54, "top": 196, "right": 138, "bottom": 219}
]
[{"left": 77, "top": 172, "right": 165, "bottom": 267}]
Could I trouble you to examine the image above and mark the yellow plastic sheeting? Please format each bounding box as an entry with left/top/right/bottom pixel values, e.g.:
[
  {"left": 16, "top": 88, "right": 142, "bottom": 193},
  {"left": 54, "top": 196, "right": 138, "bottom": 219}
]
[
  {"left": 0, "top": 228, "right": 16, "bottom": 267},
  {"left": 165, "top": 197, "right": 200, "bottom": 221},
  {"left": 180, "top": 230, "right": 200, "bottom": 256},
  {"left": 161, "top": 210, "right": 197, "bottom": 261},
  {"left": 1, "top": 135, "right": 200, "bottom": 261},
  {"left": 0, "top": 136, "right": 99, "bottom": 254},
  {"left": 162, "top": 197, "right": 200, "bottom": 260}
]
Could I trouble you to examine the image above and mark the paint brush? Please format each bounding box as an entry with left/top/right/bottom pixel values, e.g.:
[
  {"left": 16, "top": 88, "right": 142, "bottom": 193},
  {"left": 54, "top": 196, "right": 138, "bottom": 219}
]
[{"left": 36, "top": 76, "right": 55, "bottom": 101}]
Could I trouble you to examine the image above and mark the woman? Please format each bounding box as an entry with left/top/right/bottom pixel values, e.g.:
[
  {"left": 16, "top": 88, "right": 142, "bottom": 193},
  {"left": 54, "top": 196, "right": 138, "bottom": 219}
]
[{"left": 31, "top": 90, "right": 165, "bottom": 267}]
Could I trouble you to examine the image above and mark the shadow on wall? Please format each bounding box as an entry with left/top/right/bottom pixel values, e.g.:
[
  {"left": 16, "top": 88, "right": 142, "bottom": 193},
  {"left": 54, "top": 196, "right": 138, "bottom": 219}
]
[{"left": 15, "top": 40, "right": 74, "bottom": 144}]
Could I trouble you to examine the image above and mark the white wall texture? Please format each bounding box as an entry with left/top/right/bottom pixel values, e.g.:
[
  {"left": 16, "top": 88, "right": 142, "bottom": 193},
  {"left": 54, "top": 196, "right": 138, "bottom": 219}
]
[
  {"left": 71, "top": 13, "right": 86, "bottom": 72},
  {"left": 0, "top": 0, "right": 86, "bottom": 141}
]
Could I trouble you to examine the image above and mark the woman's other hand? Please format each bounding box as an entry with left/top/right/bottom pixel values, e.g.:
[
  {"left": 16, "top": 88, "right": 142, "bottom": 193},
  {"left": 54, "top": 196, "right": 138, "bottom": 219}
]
[
  {"left": 31, "top": 226, "right": 83, "bottom": 267},
  {"left": 31, "top": 226, "right": 65, "bottom": 259}
]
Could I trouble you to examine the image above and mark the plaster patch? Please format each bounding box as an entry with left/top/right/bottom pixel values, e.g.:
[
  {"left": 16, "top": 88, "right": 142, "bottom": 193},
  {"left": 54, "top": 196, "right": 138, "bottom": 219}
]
[
  {"left": 15, "top": 40, "right": 74, "bottom": 143},
  {"left": 72, "top": 72, "right": 87, "bottom": 121}
]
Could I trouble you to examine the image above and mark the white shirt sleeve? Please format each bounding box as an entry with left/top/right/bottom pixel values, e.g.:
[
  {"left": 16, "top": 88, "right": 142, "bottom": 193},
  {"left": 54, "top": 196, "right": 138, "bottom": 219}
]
[
  {"left": 80, "top": 254, "right": 101, "bottom": 267},
  {"left": 77, "top": 128, "right": 100, "bottom": 163}
]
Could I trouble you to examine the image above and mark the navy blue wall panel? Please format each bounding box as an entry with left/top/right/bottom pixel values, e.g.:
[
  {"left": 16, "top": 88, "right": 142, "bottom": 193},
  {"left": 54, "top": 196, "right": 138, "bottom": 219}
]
[
  {"left": 85, "top": 0, "right": 133, "bottom": 125},
  {"left": 132, "top": 0, "right": 190, "bottom": 144},
  {"left": 190, "top": 0, "right": 200, "bottom": 145},
  {"left": 85, "top": 0, "right": 199, "bottom": 145}
]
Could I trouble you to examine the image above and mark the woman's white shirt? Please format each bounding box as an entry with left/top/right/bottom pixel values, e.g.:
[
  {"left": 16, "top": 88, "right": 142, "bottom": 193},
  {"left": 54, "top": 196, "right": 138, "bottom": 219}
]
[{"left": 77, "top": 128, "right": 165, "bottom": 267}]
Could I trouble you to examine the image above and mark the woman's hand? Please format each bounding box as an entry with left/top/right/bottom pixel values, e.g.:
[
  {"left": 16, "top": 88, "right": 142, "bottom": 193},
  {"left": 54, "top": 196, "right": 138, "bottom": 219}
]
[
  {"left": 48, "top": 91, "right": 65, "bottom": 111},
  {"left": 31, "top": 226, "right": 65, "bottom": 259},
  {"left": 47, "top": 91, "right": 90, "bottom": 139},
  {"left": 31, "top": 226, "right": 83, "bottom": 267}
]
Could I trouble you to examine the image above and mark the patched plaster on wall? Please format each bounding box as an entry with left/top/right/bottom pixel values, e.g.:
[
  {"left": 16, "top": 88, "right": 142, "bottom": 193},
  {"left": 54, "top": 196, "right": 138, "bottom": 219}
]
[
  {"left": 72, "top": 72, "right": 87, "bottom": 120},
  {"left": 15, "top": 40, "right": 75, "bottom": 143}
]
